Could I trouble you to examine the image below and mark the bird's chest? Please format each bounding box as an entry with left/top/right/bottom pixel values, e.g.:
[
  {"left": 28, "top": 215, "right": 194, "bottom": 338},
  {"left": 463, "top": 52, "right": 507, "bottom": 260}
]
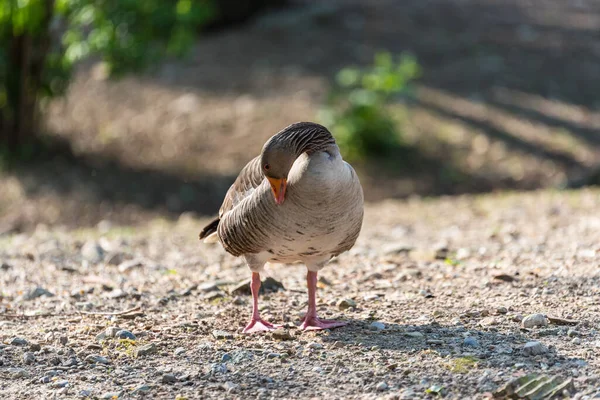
[{"left": 266, "top": 187, "right": 362, "bottom": 262}]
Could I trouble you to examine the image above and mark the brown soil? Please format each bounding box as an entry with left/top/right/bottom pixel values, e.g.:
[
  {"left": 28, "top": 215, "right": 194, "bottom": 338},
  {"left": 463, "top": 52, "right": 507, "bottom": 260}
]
[{"left": 1, "top": 189, "right": 599, "bottom": 399}]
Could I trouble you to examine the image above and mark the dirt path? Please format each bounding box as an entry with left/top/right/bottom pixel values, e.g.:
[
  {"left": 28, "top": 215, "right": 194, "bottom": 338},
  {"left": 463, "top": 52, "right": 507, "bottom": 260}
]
[{"left": 1, "top": 189, "right": 599, "bottom": 399}]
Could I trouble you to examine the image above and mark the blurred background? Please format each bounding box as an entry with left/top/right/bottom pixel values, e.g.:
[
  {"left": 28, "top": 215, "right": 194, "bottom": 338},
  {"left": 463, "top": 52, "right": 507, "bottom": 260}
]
[{"left": 1, "top": 0, "right": 599, "bottom": 233}]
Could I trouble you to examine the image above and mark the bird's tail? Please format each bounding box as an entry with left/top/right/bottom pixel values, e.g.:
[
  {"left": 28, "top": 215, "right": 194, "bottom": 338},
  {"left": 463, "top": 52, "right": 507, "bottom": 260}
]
[{"left": 199, "top": 218, "right": 220, "bottom": 243}]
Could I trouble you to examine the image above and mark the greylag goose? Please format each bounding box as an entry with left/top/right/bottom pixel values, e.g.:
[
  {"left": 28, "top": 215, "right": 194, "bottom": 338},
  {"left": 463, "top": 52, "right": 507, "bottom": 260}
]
[{"left": 199, "top": 122, "right": 364, "bottom": 333}]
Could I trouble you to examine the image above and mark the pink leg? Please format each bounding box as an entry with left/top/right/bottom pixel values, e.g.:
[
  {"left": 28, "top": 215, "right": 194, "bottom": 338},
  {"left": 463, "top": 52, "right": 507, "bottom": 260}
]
[
  {"left": 300, "top": 271, "right": 347, "bottom": 331},
  {"left": 243, "top": 272, "right": 281, "bottom": 334}
]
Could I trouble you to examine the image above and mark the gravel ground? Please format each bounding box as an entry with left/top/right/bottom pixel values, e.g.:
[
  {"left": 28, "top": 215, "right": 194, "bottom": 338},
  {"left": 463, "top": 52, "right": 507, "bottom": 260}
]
[{"left": 1, "top": 189, "right": 600, "bottom": 399}]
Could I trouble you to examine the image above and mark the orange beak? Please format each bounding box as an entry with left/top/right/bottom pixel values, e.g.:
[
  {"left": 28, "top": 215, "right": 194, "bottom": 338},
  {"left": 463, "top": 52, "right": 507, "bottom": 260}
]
[{"left": 267, "top": 177, "right": 287, "bottom": 205}]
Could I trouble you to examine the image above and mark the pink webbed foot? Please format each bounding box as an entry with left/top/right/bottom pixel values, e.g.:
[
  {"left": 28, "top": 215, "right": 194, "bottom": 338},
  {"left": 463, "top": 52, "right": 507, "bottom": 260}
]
[
  {"left": 300, "top": 316, "right": 347, "bottom": 331},
  {"left": 243, "top": 318, "right": 282, "bottom": 334}
]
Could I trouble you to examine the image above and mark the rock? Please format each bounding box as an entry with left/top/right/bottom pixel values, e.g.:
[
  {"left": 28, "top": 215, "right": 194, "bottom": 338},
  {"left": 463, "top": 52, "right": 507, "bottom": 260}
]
[
  {"left": 369, "top": 321, "right": 386, "bottom": 331},
  {"left": 376, "top": 382, "right": 389, "bottom": 392},
  {"left": 79, "top": 389, "right": 93, "bottom": 398},
  {"left": 81, "top": 241, "right": 104, "bottom": 263},
  {"left": 1, "top": 262, "right": 13, "bottom": 270},
  {"left": 29, "top": 342, "right": 41, "bottom": 352},
  {"left": 40, "top": 376, "right": 51, "bottom": 384},
  {"left": 22, "top": 287, "right": 54, "bottom": 300},
  {"left": 267, "top": 353, "right": 281, "bottom": 359},
  {"left": 132, "top": 384, "right": 151, "bottom": 394},
  {"left": 212, "top": 330, "right": 233, "bottom": 340},
  {"left": 22, "top": 352, "right": 35, "bottom": 365},
  {"left": 161, "top": 373, "right": 177, "bottom": 384},
  {"left": 522, "top": 314, "right": 548, "bottom": 328},
  {"left": 115, "top": 330, "right": 136, "bottom": 340},
  {"left": 10, "top": 337, "right": 28, "bottom": 346},
  {"left": 106, "top": 327, "right": 121, "bottom": 338},
  {"left": 463, "top": 337, "right": 480, "bottom": 347},
  {"left": 95, "top": 332, "right": 108, "bottom": 342},
  {"left": 231, "top": 277, "right": 285, "bottom": 295},
  {"left": 85, "top": 355, "right": 110, "bottom": 364},
  {"left": 199, "top": 282, "right": 219, "bottom": 292},
  {"left": 496, "top": 306, "right": 508, "bottom": 314},
  {"left": 117, "top": 259, "right": 144, "bottom": 273},
  {"left": 567, "top": 329, "right": 580, "bottom": 337},
  {"left": 174, "top": 347, "right": 186, "bottom": 356},
  {"left": 52, "top": 380, "right": 69, "bottom": 388},
  {"left": 59, "top": 336, "right": 68, "bottom": 345},
  {"left": 479, "top": 317, "right": 498, "bottom": 326},
  {"left": 337, "top": 298, "right": 357, "bottom": 310},
  {"left": 523, "top": 341, "right": 548, "bottom": 356},
  {"left": 210, "top": 363, "right": 227, "bottom": 374},
  {"left": 272, "top": 329, "right": 293, "bottom": 341},
  {"left": 572, "top": 338, "right": 582, "bottom": 345},
  {"left": 8, "top": 367, "right": 29, "bottom": 378},
  {"left": 308, "top": 342, "right": 323, "bottom": 350},
  {"left": 224, "top": 381, "right": 240, "bottom": 393},
  {"left": 221, "top": 353, "right": 232, "bottom": 362},
  {"left": 101, "top": 392, "right": 122, "bottom": 399},
  {"left": 404, "top": 331, "right": 424, "bottom": 339},
  {"left": 136, "top": 343, "right": 157, "bottom": 357}
]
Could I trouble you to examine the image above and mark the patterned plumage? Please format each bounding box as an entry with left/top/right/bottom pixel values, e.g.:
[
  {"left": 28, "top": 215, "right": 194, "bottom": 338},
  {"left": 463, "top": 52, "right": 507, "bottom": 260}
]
[{"left": 199, "top": 122, "right": 364, "bottom": 333}]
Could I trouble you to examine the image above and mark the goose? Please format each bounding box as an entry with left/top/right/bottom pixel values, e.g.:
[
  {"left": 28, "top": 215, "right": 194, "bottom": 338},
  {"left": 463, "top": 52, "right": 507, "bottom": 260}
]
[{"left": 199, "top": 122, "right": 364, "bottom": 333}]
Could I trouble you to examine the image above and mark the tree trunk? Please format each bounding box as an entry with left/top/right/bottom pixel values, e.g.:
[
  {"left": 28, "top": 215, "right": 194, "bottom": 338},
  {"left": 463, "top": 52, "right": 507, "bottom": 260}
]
[{"left": 0, "top": 0, "right": 54, "bottom": 152}]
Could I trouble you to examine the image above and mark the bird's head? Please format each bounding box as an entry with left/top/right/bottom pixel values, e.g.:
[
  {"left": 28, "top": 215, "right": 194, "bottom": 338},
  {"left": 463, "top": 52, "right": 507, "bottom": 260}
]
[
  {"left": 260, "top": 122, "right": 336, "bottom": 205},
  {"left": 260, "top": 140, "right": 294, "bottom": 205}
]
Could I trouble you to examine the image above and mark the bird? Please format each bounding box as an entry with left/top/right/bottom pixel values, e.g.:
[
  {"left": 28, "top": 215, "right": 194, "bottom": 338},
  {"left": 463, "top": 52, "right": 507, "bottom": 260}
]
[{"left": 199, "top": 122, "right": 364, "bottom": 333}]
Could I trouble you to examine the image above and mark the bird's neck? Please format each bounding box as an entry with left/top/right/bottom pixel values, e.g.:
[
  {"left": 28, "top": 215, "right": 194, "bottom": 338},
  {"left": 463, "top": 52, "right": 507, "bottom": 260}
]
[{"left": 274, "top": 123, "right": 336, "bottom": 157}]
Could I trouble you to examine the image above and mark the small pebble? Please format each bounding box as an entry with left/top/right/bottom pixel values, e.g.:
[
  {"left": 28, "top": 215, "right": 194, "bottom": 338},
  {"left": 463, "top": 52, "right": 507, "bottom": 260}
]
[
  {"left": 81, "top": 241, "right": 104, "bottom": 263},
  {"left": 221, "top": 353, "right": 232, "bottom": 362},
  {"left": 132, "top": 384, "right": 151, "bottom": 394},
  {"left": 85, "top": 355, "right": 110, "bottom": 364},
  {"left": 29, "top": 342, "right": 41, "bottom": 352},
  {"left": 496, "top": 306, "right": 508, "bottom": 314},
  {"left": 212, "top": 330, "right": 233, "bottom": 340},
  {"left": 174, "top": 347, "right": 186, "bottom": 356},
  {"left": 337, "top": 298, "right": 357, "bottom": 310},
  {"left": 523, "top": 341, "right": 548, "bottom": 356},
  {"left": 567, "top": 329, "right": 580, "bottom": 337},
  {"left": 522, "top": 313, "right": 548, "bottom": 328},
  {"left": 115, "top": 330, "right": 136, "bottom": 340},
  {"left": 40, "top": 376, "right": 51, "bottom": 384},
  {"left": 105, "top": 327, "right": 120, "bottom": 338},
  {"left": 404, "top": 331, "right": 424, "bottom": 338},
  {"left": 267, "top": 353, "right": 281, "bottom": 359},
  {"left": 59, "top": 336, "right": 68, "bottom": 345},
  {"left": 376, "top": 382, "right": 389, "bottom": 392},
  {"left": 224, "top": 381, "right": 240, "bottom": 393},
  {"left": 101, "top": 392, "right": 122, "bottom": 399},
  {"left": 22, "top": 287, "right": 54, "bottom": 301},
  {"left": 272, "top": 329, "right": 293, "bottom": 341},
  {"left": 572, "top": 338, "right": 582, "bottom": 345},
  {"left": 136, "top": 343, "right": 157, "bottom": 357},
  {"left": 8, "top": 368, "right": 29, "bottom": 378},
  {"left": 463, "top": 337, "right": 480, "bottom": 347},
  {"left": 9, "top": 337, "right": 28, "bottom": 346},
  {"left": 308, "top": 342, "right": 323, "bottom": 350},
  {"left": 22, "top": 352, "right": 35, "bottom": 365},
  {"left": 52, "top": 380, "right": 69, "bottom": 388},
  {"left": 161, "top": 373, "right": 177, "bottom": 384},
  {"left": 79, "top": 389, "right": 93, "bottom": 397},
  {"left": 369, "top": 321, "right": 386, "bottom": 331}
]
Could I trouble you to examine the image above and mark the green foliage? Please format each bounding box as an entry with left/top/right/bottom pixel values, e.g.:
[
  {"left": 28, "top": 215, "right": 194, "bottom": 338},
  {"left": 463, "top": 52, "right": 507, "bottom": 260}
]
[
  {"left": 0, "top": 0, "right": 215, "bottom": 150},
  {"left": 319, "top": 52, "right": 420, "bottom": 161},
  {"left": 54, "top": 0, "right": 215, "bottom": 77}
]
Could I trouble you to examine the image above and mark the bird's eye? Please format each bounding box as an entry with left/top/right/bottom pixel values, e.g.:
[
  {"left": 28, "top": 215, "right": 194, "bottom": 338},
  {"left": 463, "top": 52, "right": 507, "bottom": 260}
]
[{"left": 264, "top": 164, "right": 270, "bottom": 171}]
